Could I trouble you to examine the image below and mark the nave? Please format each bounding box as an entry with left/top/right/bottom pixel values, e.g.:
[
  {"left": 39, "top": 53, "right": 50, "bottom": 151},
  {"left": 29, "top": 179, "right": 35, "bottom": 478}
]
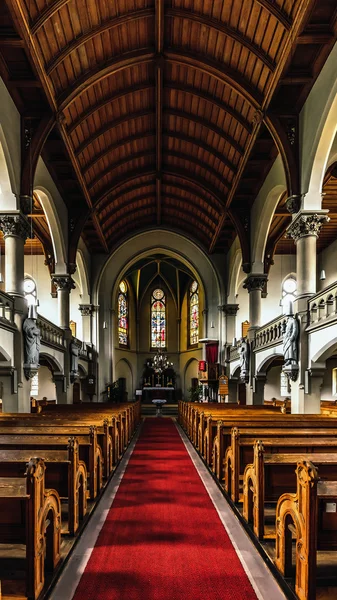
[{"left": 50, "top": 417, "right": 285, "bottom": 600}]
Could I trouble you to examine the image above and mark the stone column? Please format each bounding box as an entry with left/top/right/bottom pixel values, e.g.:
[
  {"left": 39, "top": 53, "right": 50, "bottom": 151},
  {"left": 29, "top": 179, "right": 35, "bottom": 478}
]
[
  {"left": 243, "top": 275, "right": 268, "bottom": 334},
  {"left": 202, "top": 309, "right": 208, "bottom": 361},
  {"left": 0, "top": 213, "right": 31, "bottom": 412},
  {"left": 286, "top": 211, "right": 329, "bottom": 413},
  {"left": 176, "top": 318, "right": 181, "bottom": 353},
  {"left": 221, "top": 304, "right": 239, "bottom": 345},
  {"left": 242, "top": 275, "right": 267, "bottom": 405},
  {"left": 53, "top": 372, "right": 67, "bottom": 404},
  {"left": 52, "top": 275, "right": 75, "bottom": 331}
]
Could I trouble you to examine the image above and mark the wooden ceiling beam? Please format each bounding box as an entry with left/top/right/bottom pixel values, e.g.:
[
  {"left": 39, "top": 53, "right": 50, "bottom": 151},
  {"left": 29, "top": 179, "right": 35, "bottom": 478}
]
[
  {"left": 98, "top": 179, "right": 219, "bottom": 216},
  {"left": 165, "top": 50, "right": 263, "bottom": 108},
  {"left": 210, "top": 0, "right": 317, "bottom": 251},
  {"left": 67, "top": 84, "right": 153, "bottom": 134},
  {"left": 0, "top": 37, "right": 25, "bottom": 47},
  {"left": 209, "top": 212, "right": 227, "bottom": 253},
  {"left": 46, "top": 9, "right": 154, "bottom": 75},
  {"left": 255, "top": 0, "right": 291, "bottom": 29},
  {"left": 155, "top": 0, "right": 164, "bottom": 227},
  {"left": 100, "top": 191, "right": 220, "bottom": 227},
  {"left": 57, "top": 120, "right": 109, "bottom": 253},
  {"left": 83, "top": 131, "right": 156, "bottom": 173},
  {"left": 94, "top": 167, "right": 225, "bottom": 211},
  {"left": 88, "top": 148, "right": 231, "bottom": 196},
  {"left": 165, "top": 83, "right": 252, "bottom": 132},
  {"left": 167, "top": 8, "right": 276, "bottom": 72},
  {"left": 57, "top": 49, "right": 155, "bottom": 111},
  {"left": 167, "top": 109, "right": 244, "bottom": 156},
  {"left": 30, "top": 0, "right": 71, "bottom": 34},
  {"left": 164, "top": 130, "right": 237, "bottom": 174},
  {"left": 75, "top": 109, "right": 153, "bottom": 156}
]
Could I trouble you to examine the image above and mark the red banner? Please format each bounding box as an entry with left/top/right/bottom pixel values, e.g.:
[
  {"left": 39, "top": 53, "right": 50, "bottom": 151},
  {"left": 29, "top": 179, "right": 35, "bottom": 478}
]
[{"left": 198, "top": 360, "right": 206, "bottom": 372}]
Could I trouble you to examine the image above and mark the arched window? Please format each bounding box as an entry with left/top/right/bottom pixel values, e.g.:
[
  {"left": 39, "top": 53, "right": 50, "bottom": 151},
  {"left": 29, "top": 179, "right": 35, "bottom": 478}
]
[
  {"left": 281, "top": 276, "right": 297, "bottom": 314},
  {"left": 118, "top": 280, "right": 128, "bottom": 346},
  {"left": 189, "top": 280, "right": 199, "bottom": 346},
  {"left": 24, "top": 276, "right": 37, "bottom": 306},
  {"left": 151, "top": 288, "right": 166, "bottom": 348}
]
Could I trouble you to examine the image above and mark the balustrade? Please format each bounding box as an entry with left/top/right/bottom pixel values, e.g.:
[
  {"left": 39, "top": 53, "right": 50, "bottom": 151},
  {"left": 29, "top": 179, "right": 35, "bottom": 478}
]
[
  {"left": 37, "top": 314, "right": 65, "bottom": 349},
  {"left": 0, "top": 290, "right": 14, "bottom": 325},
  {"left": 254, "top": 314, "right": 286, "bottom": 350},
  {"left": 308, "top": 282, "right": 337, "bottom": 325}
]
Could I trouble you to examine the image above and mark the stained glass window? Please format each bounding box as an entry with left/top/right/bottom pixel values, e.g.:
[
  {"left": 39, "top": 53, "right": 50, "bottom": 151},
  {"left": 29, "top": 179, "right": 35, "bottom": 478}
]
[
  {"left": 189, "top": 280, "right": 199, "bottom": 346},
  {"left": 151, "top": 288, "right": 166, "bottom": 348},
  {"left": 118, "top": 280, "right": 128, "bottom": 346}
]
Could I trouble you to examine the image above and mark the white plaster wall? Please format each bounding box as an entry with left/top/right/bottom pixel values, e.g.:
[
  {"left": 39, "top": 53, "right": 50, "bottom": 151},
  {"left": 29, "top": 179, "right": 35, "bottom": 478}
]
[
  {"left": 0, "top": 329, "right": 14, "bottom": 366},
  {"left": 34, "top": 159, "right": 68, "bottom": 273},
  {"left": 255, "top": 344, "right": 283, "bottom": 374},
  {"left": 230, "top": 358, "right": 240, "bottom": 378},
  {"left": 321, "top": 357, "right": 337, "bottom": 401},
  {"left": 24, "top": 255, "right": 58, "bottom": 323},
  {"left": 250, "top": 156, "right": 286, "bottom": 272},
  {"left": 39, "top": 346, "right": 65, "bottom": 372},
  {"left": 264, "top": 255, "right": 296, "bottom": 322},
  {"left": 235, "top": 278, "right": 249, "bottom": 339},
  {"left": 38, "top": 365, "right": 56, "bottom": 400},
  {"left": 300, "top": 42, "right": 337, "bottom": 204},
  {"left": 309, "top": 325, "right": 337, "bottom": 366},
  {"left": 70, "top": 271, "right": 83, "bottom": 340},
  {"left": 318, "top": 238, "right": 337, "bottom": 291},
  {"left": 265, "top": 365, "right": 282, "bottom": 400},
  {"left": 0, "top": 77, "right": 20, "bottom": 203}
]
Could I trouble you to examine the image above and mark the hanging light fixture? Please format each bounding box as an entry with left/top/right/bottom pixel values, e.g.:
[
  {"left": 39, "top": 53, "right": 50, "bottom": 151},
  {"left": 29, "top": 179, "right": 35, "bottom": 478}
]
[
  {"left": 147, "top": 348, "right": 173, "bottom": 374},
  {"left": 320, "top": 269, "right": 326, "bottom": 281}
]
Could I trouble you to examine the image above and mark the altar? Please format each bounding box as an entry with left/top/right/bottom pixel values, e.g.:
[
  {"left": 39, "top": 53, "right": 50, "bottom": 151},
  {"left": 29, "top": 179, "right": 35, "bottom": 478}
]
[{"left": 142, "top": 387, "right": 175, "bottom": 403}]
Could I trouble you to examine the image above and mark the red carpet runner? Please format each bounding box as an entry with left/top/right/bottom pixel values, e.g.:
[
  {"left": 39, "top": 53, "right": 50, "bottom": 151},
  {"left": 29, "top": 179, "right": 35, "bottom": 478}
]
[{"left": 73, "top": 418, "right": 257, "bottom": 600}]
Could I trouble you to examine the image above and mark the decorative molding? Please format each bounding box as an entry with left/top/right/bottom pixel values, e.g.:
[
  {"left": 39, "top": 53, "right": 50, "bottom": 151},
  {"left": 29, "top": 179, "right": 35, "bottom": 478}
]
[
  {"left": 220, "top": 304, "right": 239, "bottom": 316},
  {"left": 286, "top": 194, "right": 302, "bottom": 214},
  {"left": 0, "top": 213, "right": 31, "bottom": 240},
  {"left": 286, "top": 211, "right": 330, "bottom": 242},
  {"left": 243, "top": 274, "right": 268, "bottom": 293},
  {"left": 52, "top": 275, "right": 76, "bottom": 292}
]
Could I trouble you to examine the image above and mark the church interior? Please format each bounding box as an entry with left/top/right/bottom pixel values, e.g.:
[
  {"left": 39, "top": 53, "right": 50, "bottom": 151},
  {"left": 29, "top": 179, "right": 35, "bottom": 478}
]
[{"left": 0, "top": 0, "right": 337, "bottom": 599}]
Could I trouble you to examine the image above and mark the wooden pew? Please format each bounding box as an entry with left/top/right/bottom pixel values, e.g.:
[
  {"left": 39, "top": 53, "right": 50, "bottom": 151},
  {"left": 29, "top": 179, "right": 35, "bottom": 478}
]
[
  {"left": 0, "top": 438, "right": 87, "bottom": 535},
  {"left": 274, "top": 459, "right": 337, "bottom": 600},
  {"left": 0, "top": 428, "right": 102, "bottom": 499},
  {"left": 219, "top": 424, "right": 337, "bottom": 502},
  {"left": 0, "top": 418, "right": 114, "bottom": 479},
  {"left": 0, "top": 457, "right": 61, "bottom": 600},
  {"left": 210, "top": 415, "right": 337, "bottom": 481},
  {"left": 243, "top": 440, "right": 337, "bottom": 540}
]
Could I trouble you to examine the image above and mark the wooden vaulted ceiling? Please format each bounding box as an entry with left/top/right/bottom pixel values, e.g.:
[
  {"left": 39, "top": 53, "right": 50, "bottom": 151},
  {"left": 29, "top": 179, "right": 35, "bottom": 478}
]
[{"left": 1, "top": 0, "right": 337, "bottom": 260}]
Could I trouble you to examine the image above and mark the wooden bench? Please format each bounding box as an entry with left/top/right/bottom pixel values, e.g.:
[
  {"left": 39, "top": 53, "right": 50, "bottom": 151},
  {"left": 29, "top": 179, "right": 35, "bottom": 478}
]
[
  {"left": 219, "top": 424, "right": 337, "bottom": 502},
  {"left": 274, "top": 459, "right": 337, "bottom": 600},
  {"left": 0, "top": 438, "right": 87, "bottom": 535},
  {"left": 243, "top": 440, "right": 337, "bottom": 539},
  {"left": 0, "top": 457, "right": 61, "bottom": 600},
  {"left": 209, "top": 416, "right": 337, "bottom": 481},
  {"left": 0, "top": 418, "right": 115, "bottom": 479},
  {"left": 0, "top": 428, "right": 102, "bottom": 499}
]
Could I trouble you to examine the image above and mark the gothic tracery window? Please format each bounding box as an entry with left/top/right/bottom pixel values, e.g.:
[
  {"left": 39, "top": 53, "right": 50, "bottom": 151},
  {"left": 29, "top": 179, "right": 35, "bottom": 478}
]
[
  {"left": 151, "top": 288, "right": 166, "bottom": 348},
  {"left": 118, "top": 280, "right": 128, "bottom": 346},
  {"left": 281, "top": 276, "right": 297, "bottom": 314},
  {"left": 189, "top": 280, "right": 199, "bottom": 346}
]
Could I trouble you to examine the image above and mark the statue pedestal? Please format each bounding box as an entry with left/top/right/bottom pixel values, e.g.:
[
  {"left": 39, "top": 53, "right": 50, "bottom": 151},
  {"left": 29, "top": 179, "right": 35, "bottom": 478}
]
[{"left": 282, "top": 363, "right": 299, "bottom": 382}]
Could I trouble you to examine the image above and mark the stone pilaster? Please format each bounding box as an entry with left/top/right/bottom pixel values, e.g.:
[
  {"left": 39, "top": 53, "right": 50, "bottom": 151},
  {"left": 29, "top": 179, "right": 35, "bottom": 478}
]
[
  {"left": 220, "top": 303, "right": 239, "bottom": 346},
  {"left": 79, "top": 303, "right": 97, "bottom": 344}
]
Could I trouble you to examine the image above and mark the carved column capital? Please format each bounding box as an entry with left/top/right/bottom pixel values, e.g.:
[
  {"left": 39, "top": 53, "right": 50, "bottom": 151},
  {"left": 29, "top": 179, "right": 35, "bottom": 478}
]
[
  {"left": 243, "top": 274, "right": 268, "bottom": 293},
  {"left": 0, "top": 213, "right": 31, "bottom": 241},
  {"left": 79, "top": 304, "right": 96, "bottom": 316},
  {"left": 52, "top": 275, "right": 75, "bottom": 292},
  {"left": 220, "top": 304, "right": 239, "bottom": 316},
  {"left": 286, "top": 211, "right": 330, "bottom": 242}
]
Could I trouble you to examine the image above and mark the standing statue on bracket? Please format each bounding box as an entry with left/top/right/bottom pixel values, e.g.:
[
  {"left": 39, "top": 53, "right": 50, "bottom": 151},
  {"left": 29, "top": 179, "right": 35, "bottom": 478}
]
[
  {"left": 70, "top": 340, "right": 79, "bottom": 381},
  {"left": 23, "top": 306, "right": 41, "bottom": 380},
  {"left": 239, "top": 338, "right": 249, "bottom": 383},
  {"left": 282, "top": 312, "right": 299, "bottom": 381}
]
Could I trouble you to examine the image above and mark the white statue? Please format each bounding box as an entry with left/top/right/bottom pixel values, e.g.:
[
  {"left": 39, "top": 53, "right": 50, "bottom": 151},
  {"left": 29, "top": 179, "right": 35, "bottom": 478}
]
[
  {"left": 70, "top": 341, "right": 79, "bottom": 374},
  {"left": 239, "top": 338, "right": 249, "bottom": 381},
  {"left": 283, "top": 316, "right": 299, "bottom": 366}
]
